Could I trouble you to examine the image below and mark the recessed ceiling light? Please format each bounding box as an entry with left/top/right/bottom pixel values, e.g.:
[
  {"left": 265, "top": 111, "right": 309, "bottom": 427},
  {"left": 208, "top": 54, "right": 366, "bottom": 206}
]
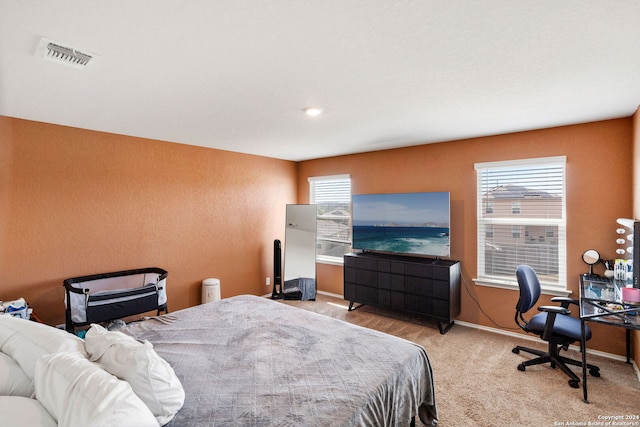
[{"left": 303, "top": 107, "right": 324, "bottom": 117}]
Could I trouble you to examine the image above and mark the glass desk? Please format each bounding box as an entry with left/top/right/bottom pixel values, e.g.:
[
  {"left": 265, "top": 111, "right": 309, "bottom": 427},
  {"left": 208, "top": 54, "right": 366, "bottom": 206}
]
[{"left": 579, "top": 275, "right": 640, "bottom": 402}]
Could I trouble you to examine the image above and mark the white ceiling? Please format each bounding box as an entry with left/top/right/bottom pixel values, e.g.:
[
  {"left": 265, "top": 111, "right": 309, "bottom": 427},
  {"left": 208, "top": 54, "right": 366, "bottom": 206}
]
[{"left": 2, "top": 1, "right": 640, "bottom": 162}]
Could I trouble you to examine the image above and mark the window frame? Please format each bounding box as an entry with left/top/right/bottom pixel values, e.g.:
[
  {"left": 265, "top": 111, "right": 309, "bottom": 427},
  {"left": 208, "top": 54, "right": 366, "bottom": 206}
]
[
  {"left": 474, "top": 156, "right": 568, "bottom": 295},
  {"left": 308, "top": 174, "right": 352, "bottom": 265}
]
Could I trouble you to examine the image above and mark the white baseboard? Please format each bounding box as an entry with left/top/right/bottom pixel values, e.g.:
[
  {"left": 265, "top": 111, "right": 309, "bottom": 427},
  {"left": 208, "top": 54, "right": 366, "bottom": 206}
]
[
  {"left": 454, "top": 319, "right": 635, "bottom": 366},
  {"left": 317, "top": 290, "right": 344, "bottom": 299}
]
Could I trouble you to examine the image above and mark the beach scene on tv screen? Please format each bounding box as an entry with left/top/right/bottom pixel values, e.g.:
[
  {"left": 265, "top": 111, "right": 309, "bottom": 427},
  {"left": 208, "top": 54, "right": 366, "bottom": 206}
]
[{"left": 352, "top": 192, "right": 450, "bottom": 257}]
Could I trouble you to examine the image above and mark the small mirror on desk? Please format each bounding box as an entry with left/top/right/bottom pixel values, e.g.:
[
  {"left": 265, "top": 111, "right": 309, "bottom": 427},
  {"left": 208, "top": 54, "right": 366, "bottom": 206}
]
[{"left": 581, "top": 249, "right": 602, "bottom": 279}]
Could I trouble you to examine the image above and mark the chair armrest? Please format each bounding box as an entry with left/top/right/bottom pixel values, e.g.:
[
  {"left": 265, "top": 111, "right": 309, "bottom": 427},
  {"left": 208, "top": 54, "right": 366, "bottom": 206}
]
[
  {"left": 538, "top": 305, "right": 572, "bottom": 341},
  {"left": 550, "top": 296, "right": 579, "bottom": 309},
  {"left": 538, "top": 305, "right": 571, "bottom": 316}
]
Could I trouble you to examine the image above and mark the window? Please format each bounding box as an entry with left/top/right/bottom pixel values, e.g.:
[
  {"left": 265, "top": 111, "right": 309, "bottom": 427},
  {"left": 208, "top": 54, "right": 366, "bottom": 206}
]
[
  {"left": 475, "top": 157, "right": 567, "bottom": 292},
  {"left": 485, "top": 202, "right": 494, "bottom": 214},
  {"left": 309, "top": 175, "right": 351, "bottom": 264},
  {"left": 485, "top": 224, "right": 494, "bottom": 238},
  {"left": 546, "top": 226, "right": 555, "bottom": 238}
]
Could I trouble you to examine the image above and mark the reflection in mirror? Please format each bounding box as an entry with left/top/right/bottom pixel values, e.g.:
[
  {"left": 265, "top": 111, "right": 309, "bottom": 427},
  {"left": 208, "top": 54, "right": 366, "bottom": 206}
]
[
  {"left": 582, "top": 249, "right": 601, "bottom": 276},
  {"left": 283, "top": 204, "right": 317, "bottom": 300},
  {"left": 582, "top": 249, "right": 600, "bottom": 265}
]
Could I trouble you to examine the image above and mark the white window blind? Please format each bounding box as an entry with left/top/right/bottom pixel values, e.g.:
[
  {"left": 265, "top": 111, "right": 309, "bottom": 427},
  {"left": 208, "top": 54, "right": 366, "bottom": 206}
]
[
  {"left": 475, "top": 157, "right": 567, "bottom": 291},
  {"left": 308, "top": 175, "right": 351, "bottom": 263}
]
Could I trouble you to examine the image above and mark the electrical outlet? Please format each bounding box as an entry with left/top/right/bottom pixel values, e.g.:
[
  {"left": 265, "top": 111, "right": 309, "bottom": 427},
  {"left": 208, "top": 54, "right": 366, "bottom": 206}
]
[{"left": 266, "top": 277, "right": 271, "bottom": 286}]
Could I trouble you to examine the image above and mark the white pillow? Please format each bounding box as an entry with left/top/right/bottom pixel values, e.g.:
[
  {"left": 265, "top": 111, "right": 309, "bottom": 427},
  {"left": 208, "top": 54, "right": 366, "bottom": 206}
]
[
  {"left": 35, "top": 351, "right": 159, "bottom": 427},
  {"left": 0, "top": 396, "right": 57, "bottom": 427},
  {"left": 85, "top": 324, "right": 184, "bottom": 425},
  {"left": 0, "top": 314, "right": 86, "bottom": 379},
  {"left": 0, "top": 352, "right": 33, "bottom": 397}
]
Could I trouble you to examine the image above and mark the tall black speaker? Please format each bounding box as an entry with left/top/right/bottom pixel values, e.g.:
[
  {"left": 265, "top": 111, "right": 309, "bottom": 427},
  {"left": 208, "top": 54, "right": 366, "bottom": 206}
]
[{"left": 271, "top": 239, "right": 283, "bottom": 299}]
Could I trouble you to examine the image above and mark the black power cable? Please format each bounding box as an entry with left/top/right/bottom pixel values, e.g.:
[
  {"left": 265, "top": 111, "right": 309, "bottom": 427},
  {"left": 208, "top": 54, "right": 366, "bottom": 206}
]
[{"left": 460, "top": 273, "right": 520, "bottom": 331}]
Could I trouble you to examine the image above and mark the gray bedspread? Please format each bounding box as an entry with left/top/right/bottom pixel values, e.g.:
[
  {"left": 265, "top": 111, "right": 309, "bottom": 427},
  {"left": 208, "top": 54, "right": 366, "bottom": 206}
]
[{"left": 121, "top": 295, "right": 438, "bottom": 426}]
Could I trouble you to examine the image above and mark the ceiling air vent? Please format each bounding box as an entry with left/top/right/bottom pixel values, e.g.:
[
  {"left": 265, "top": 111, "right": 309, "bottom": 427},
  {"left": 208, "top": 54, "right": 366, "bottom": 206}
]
[{"left": 35, "top": 37, "right": 99, "bottom": 69}]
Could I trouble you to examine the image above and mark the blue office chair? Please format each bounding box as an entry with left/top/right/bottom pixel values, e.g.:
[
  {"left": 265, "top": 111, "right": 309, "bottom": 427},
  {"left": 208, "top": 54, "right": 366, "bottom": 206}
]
[{"left": 512, "top": 265, "right": 600, "bottom": 388}]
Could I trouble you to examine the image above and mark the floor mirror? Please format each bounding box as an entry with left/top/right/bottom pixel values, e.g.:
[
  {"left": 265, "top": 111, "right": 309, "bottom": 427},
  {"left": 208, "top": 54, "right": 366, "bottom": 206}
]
[{"left": 283, "top": 204, "right": 317, "bottom": 300}]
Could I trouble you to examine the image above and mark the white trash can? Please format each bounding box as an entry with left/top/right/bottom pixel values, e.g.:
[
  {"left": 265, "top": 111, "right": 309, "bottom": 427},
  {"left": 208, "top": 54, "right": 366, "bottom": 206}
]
[{"left": 202, "top": 278, "right": 221, "bottom": 304}]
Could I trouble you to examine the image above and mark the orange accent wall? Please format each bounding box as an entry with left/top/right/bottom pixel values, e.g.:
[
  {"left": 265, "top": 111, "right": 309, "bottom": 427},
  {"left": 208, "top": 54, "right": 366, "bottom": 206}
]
[
  {"left": 1, "top": 116, "right": 297, "bottom": 325},
  {"left": 2, "top": 114, "right": 637, "bottom": 358},
  {"left": 299, "top": 119, "right": 633, "bottom": 356}
]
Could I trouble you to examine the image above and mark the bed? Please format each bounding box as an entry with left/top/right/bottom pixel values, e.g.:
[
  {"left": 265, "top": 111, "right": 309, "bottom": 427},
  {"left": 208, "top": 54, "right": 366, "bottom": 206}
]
[{"left": 119, "top": 294, "right": 438, "bottom": 426}]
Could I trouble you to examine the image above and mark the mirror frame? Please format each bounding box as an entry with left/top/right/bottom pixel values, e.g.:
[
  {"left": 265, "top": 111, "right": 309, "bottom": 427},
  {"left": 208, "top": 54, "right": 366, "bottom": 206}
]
[
  {"left": 582, "top": 249, "right": 601, "bottom": 275},
  {"left": 283, "top": 204, "right": 317, "bottom": 300}
]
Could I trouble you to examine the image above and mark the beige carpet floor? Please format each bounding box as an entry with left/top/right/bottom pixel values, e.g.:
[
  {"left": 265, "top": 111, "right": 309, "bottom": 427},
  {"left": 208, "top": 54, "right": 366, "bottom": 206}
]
[{"left": 281, "top": 294, "right": 640, "bottom": 427}]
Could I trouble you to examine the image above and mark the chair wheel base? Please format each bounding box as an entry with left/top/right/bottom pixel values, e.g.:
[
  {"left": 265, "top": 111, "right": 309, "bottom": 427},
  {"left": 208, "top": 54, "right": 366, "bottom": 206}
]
[
  {"left": 512, "top": 348, "right": 520, "bottom": 354},
  {"left": 517, "top": 364, "right": 526, "bottom": 372},
  {"left": 589, "top": 368, "right": 600, "bottom": 377},
  {"left": 568, "top": 379, "right": 580, "bottom": 389}
]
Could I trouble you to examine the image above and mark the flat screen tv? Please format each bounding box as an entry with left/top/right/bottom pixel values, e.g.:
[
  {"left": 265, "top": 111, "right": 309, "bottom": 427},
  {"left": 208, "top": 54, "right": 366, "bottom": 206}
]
[{"left": 352, "top": 191, "right": 450, "bottom": 258}]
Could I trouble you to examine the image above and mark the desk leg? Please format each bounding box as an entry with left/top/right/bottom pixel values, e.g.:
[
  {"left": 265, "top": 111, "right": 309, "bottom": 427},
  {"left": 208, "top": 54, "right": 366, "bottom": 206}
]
[
  {"left": 581, "top": 319, "right": 589, "bottom": 403},
  {"left": 626, "top": 329, "right": 631, "bottom": 364}
]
